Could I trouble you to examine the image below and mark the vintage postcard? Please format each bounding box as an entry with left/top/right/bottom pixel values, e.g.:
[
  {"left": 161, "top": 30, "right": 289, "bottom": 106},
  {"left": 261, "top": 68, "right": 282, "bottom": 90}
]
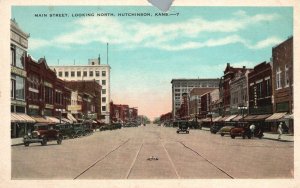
[{"left": 0, "top": 0, "right": 299, "bottom": 188}]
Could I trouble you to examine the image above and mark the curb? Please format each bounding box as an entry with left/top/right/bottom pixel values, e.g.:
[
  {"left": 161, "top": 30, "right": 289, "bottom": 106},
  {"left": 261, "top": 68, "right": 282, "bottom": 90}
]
[{"left": 262, "top": 137, "right": 294, "bottom": 142}]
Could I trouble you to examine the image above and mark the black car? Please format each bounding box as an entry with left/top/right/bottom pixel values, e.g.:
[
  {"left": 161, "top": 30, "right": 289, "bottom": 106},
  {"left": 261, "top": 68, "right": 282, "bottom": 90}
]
[
  {"left": 175, "top": 121, "right": 190, "bottom": 134},
  {"left": 210, "top": 122, "right": 224, "bottom": 134},
  {"left": 55, "top": 123, "right": 76, "bottom": 139}
]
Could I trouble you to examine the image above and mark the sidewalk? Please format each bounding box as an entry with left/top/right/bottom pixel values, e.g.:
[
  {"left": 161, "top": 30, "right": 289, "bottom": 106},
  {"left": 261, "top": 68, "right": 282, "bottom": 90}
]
[
  {"left": 201, "top": 127, "right": 293, "bottom": 142},
  {"left": 11, "top": 138, "right": 24, "bottom": 146}
]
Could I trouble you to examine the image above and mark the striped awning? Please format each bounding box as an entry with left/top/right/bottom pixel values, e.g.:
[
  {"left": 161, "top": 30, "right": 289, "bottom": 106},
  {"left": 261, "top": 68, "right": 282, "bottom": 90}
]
[
  {"left": 217, "top": 116, "right": 230, "bottom": 122},
  {"left": 11, "top": 113, "right": 36, "bottom": 123},
  {"left": 212, "top": 116, "right": 222, "bottom": 122},
  {"left": 67, "top": 113, "right": 77, "bottom": 123},
  {"left": 282, "top": 114, "right": 293, "bottom": 120},
  {"left": 243, "top": 115, "right": 257, "bottom": 121},
  {"left": 225, "top": 115, "right": 237, "bottom": 122},
  {"left": 201, "top": 118, "right": 211, "bottom": 122},
  {"left": 45, "top": 116, "right": 60, "bottom": 123},
  {"left": 253, "top": 114, "right": 272, "bottom": 121},
  {"left": 61, "top": 118, "right": 72, "bottom": 124},
  {"left": 265, "top": 112, "right": 287, "bottom": 122},
  {"left": 232, "top": 115, "right": 243, "bottom": 121},
  {"left": 30, "top": 116, "right": 51, "bottom": 123}
]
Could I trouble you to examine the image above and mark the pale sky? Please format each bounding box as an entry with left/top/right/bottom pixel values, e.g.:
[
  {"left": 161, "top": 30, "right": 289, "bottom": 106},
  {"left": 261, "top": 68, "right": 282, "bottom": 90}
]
[{"left": 12, "top": 6, "right": 293, "bottom": 120}]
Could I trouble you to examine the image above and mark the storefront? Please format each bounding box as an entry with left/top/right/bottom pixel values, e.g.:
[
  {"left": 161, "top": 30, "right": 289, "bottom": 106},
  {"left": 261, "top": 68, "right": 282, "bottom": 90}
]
[{"left": 11, "top": 113, "right": 35, "bottom": 138}]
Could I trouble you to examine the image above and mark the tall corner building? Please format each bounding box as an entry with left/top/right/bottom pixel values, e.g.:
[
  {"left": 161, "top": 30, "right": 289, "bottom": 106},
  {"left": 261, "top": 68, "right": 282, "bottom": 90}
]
[
  {"left": 171, "top": 78, "right": 220, "bottom": 119},
  {"left": 50, "top": 57, "right": 111, "bottom": 124}
]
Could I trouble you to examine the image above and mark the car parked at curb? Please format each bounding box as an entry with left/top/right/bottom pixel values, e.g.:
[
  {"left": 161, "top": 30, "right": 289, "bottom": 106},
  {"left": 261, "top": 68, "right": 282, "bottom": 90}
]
[
  {"left": 210, "top": 122, "right": 224, "bottom": 134},
  {"left": 23, "top": 123, "right": 63, "bottom": 146},
  {"left": 218, "top": 123, "right": 236, "bottom": 136},
  {"left": 55, "top": 123, "right": 76, "bottom": 139},
  {"left": 230, "top": 122, "right": 251, "bottom": 139}
]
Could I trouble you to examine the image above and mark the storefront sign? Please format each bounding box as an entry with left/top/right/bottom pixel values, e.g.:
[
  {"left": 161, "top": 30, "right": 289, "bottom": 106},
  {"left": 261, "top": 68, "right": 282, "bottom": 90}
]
[
  {"left": 29, "top": 105, "right": 39, "bottom": 109},
  {"left": 67, "top": 105, "right": 82, "bottom": 111},
  {"left": 45, "top": 104, "right": 54, "bottom": 109},
  {"left": 44, "top": 81, "right": 53, "bottom": 88},
  {"left": 11, "top": 66, "right": 26, "bottom": 77}
]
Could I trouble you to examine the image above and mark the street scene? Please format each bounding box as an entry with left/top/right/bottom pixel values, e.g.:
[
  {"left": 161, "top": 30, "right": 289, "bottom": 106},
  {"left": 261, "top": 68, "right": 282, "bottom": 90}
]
[
  {"left": 9, "top": 5, "right": 294, "bottom": 181},
  {"left": 12, "top": 124, "right": 293, "bottom": 179}
]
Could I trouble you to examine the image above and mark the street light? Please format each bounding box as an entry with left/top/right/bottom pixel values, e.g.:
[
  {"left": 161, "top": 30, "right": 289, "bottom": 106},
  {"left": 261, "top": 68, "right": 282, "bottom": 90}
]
[{"left": 238, "top": 106, "right": 248, "bottom": 121}]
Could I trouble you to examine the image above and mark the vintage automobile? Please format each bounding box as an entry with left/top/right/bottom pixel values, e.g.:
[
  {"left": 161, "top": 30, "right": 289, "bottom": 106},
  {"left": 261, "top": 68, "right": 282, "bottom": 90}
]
[
  {"left": 210, "top": 122, "right": 224, "bottom": 134},
  {"left": 55, "top": 123, "right": 76, "bottom": 139},
  {"left": 23, "top": 123, "right": 63, "bottom": 146},
  {"left": 230, "top": 122, "right": 252, "bottom": 139},
  {"left": 218, "top": 122, "right": 236, "bottom": 136},
  {"left": 73, "top": 123, "right": 85, "bottom": 137},
  {"left": 175, "top": 121, "right": 190, "bottom": 134}
]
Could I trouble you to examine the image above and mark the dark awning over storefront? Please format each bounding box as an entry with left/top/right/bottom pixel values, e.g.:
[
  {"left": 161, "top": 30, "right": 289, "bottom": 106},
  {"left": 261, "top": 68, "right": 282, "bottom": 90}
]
[
  {"left": 217, "top": 116, "right": 230, "bottom": 122},
  {"left": 11, "top": 113, "right": 36, "bottom": 123},
  {"left": 232, "top": 115, "right": 243, "bottom": 121},
  {"left": 225, "top": 115, "right": 237, "bottom": 122},
  {"left": 265, "top": 113, "right": 287, "bottom": 122},
  {"left": 212, "top": 116, "right": 222, "bottom": 122}
]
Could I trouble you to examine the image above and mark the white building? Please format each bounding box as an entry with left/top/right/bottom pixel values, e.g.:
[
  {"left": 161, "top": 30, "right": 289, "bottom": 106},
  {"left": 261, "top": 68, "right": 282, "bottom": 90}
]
[{"left": 50, "top": 57, "right": 111, "bottom": 124}]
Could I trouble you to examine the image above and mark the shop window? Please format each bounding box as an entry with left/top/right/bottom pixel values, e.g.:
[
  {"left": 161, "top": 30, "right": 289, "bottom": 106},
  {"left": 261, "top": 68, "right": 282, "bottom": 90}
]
[{"left": 15, "top": 76, "right": 25, "bottom": 100}]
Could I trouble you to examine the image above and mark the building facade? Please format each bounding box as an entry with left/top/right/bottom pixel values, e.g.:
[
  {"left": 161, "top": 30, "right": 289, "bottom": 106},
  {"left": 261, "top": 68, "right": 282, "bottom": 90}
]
[
  {"left": 50, "top": 57, "right": 111, "bottom": 124},
  {"left": 10, "top": 19, "right": 35, "bottom": 138},
  {"left": 171, "top": 78, "right": 220, "bottom": 119},
  {"left": 270, "top": 37, "right": 293, "bottom": 132}
]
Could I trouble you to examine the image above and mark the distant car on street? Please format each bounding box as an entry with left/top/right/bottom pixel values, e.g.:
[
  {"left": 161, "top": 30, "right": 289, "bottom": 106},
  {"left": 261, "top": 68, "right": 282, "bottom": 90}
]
[
  {"left": 23, "top": 123, "right": 63, "bottom": 146},
  {"left": 218, "top": 123, "right": 236, "bottom": 136},
  {"left": 175, "top": 120, "right": 190, "bottom": 134},
  {"left": 210, "top": 122, "right": 224, "bottom": 134}
]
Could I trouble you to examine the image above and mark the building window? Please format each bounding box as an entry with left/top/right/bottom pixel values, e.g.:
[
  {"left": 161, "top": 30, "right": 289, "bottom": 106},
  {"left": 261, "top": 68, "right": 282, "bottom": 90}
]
[
  {"left": 95, "top": 80, "right": 100, "bottom": 84},
  {"left": 266, "top": 79, "right": 271, "bottom": 96},
  {"left": 44, "top": 86, "right": 53, "bottom": 104},
  {"left": 71, "top": 71, "right": 75, "bottom": 77},
  {"left": 89, "top": 71, "right": 93, "bottom": 77},
  {"left": 102, "top": 97, "right": 106, "bottom": 103},
  {"left": 77, "top": 71, "right": 81, "bottom": 77},
  {"left": 11, "top": 45, "right": 25, "bottom": 69},
  {"left": 285, "top": 65, "right": 289, "bottom": 87},
  {"left": 257, "top": 82, "right": 262, "bottom": 98},
  {"left": 58, "top": 72, "right": 62, "bottom": 77},
  {"left": 16, "top": 106, "right": 25, "bottom": 113},
  {"left": 102, "top": 80, "right": 106, "bottom": 85},
  {"left": 102, "top": 106, "right": 106, "bottom": 112},
  {"left": 15, "top": 76, "right": 25, "bottom": 100},
  {"left": 95, "top": 71, "right": 100, "bottom": 77},
  {"left": 83, "top": 71, "right": 87, "bottom": 77},
  {"left": 175, "top": 89, "right": 180, "bottom": 92},
  {"left": 102, "top": 71, "right": 106, "bottom": 77},
  {"left": 102, "top": 89, "right": 106, "bottom": 94},
  {"left": 276, "top": 67, "right": 282, "bottom": 89},
  {"left": 65, "top": 71, "right": 69, "bottom": 77},
  {"left": 11, "top": 78, "right": 16, "bottom": 98}
]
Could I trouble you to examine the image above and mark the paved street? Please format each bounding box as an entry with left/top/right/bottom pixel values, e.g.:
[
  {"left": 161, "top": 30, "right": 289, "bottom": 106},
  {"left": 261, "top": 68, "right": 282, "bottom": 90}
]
[{"left": 12, "top": 124, "right": 293, "bottom": 179}]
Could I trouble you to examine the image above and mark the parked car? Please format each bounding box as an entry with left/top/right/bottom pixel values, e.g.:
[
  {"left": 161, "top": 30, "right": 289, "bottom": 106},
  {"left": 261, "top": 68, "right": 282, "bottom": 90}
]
[
  {"left": 210, "top": 122, "right": 224, "bottom": 134},
  {"left": 230, "top": 122, "right": 251, "bottom": 139},
  {"left": 55, "top": 123, "right": 76, "bottom": 139},
  {"left": 73, "top": 123, "right": 85, "bottom": 137},
  {"left": 82, "top": 122, "right": 94, "bottom": 135},
  {"left": 218, "top": 122, "right": 236, "bottom": 136},
  {"left": 23, "top": 123, "right": 63, "bottom": 146},
  {"left": 176, "top": 121, "right": 190, "bottom": 134}
]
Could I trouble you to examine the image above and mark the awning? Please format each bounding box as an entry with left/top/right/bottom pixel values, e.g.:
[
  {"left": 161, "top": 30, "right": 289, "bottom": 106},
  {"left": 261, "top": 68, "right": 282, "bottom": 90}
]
[
  {"left": 253, "top": 114, "right": 272, "bottom": 121},
  {"left": 243, "top": 115, "right": 257, "bottom": 121},
  {"left": 282, "top": 114, "right": 293, "bottom": 120},
  {"left": 217, "top": 116, "right": 230, "bottom": 122},
  {"left": 212, "top": 116, "right": 222, "bottom": 122},
  {"left": 232, "top": 115, "right": 243, "bottom": 121},
  {"left": 225, "top": 115, "right": 237, "bottom": 122},
  {"left": 265, "top": 112, "right": 287, "bottom": 122},
  {"left": 68, "top": 113, "right": 77, "bottom": 123},
  {"left": 30, "top": 116, "right": 51, "bottom": 123},
  {"left": 45, "top": 116, "right": 60, "bottom": 123},
  {"left": 92, "top": 120, "right": 97, "bottom": 123},
  {"left": 61, "top": 118, "right": 72, "bottom": 124},
  {"left": 201, "top": 118, "right": 211, "bottom": 122},
  {"left": 11, "top": 113, "right": 36, "bottom": 123}
]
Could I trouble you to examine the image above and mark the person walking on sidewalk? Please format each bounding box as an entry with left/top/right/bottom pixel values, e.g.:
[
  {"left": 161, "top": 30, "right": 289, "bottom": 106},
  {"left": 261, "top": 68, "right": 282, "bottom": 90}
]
[
  {"left": 250, "top": 123, "right": 255, "bottom": 138},
  {"left": 278, "top": 122, "right": 283, "bottom": 140}
]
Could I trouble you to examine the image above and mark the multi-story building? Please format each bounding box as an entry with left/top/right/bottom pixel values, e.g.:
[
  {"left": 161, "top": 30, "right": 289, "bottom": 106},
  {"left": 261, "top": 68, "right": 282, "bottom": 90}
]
[
  {"left": 188, "top": 88, "right": 217, "bottom": 120},
  {"left": 171, "top": 78, "right": 220, "bottom": 119},
  {"left": 220, "top": 63, "right": 252, "bottom": 116},
  {"left": 10, "top": 19, "right": 35, "bottom": 138},
  {"left": 50, "top": 56, "right": 111, "bottom": 124},
  {"left": 26, "top": 56, "right": 72, "bottom": 124},
  {"left": 209, "top": 88, "right": 221, "bottom": 117},
  {"left": 266, "top": 37, "right": 293, "bottom": 132},
  {"left": 65, "top": 80, "right": 102, "bottom": 120}
]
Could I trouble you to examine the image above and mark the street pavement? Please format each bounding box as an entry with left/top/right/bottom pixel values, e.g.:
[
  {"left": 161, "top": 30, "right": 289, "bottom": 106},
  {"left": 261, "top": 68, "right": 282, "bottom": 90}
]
[{"left": 11, "top": 124, "right": 294, "bottom": 179}]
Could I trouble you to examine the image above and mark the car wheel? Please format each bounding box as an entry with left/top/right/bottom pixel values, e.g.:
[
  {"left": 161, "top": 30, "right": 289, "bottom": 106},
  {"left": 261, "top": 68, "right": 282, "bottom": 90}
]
[
  {"left": 187, "top": 131, "right": 189, "bottom": 134},
  {"left": 24, "top": 142, "right": 29, "bottom": 147},
  {"left": 176, "top": 131, "right": 179, "bottom": 134},
  {"left": 41, "top": 137, "right": 47, "bottom": 146},
  {"left": 57, "top": 136, "right": 63, "bottom": 145},
  {"left": 231, "top": 135, "right": 235, "bottom": 139},
  {"left": 242, "top": 135, "right": 245, "bottom": 139},
  {"left": 221, "top": 133, "right": 224, "bottom": 136}
]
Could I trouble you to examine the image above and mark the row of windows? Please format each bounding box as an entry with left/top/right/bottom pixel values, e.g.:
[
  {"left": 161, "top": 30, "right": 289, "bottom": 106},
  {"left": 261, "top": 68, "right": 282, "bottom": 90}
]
[
  {"left": 58, "top": 70, "right": 106, "bottom": 78},
  {"left": 11, "top": 44, "right": 25, "bottom": 69},
  {"left": 11, "top": 75, "right": 25, "bottom": 100},
  {"left": 276, "top": 65, "right": 290, "bottom": 89}
]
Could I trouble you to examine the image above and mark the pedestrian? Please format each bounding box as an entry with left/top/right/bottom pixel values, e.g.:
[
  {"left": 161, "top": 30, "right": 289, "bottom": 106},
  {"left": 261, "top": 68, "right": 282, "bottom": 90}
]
[
  {"left": 278, "top": 122, "right": 283, "bottom": 140},
  {"left": 250, "top": 123, "right": 255, "bottom": 138}
]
